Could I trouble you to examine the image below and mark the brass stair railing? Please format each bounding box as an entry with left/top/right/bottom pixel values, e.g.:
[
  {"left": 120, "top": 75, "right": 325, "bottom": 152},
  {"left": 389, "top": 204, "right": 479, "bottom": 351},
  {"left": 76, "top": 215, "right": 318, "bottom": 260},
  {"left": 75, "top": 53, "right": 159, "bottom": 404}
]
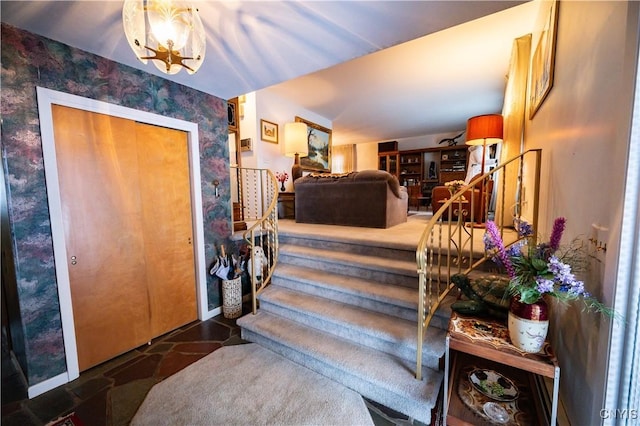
[
  {"left": 230, "top": 167, "right": 279, "bottom": 314},
  {"left": 415, "top": 149, "right": 542, "bottom": 380}
]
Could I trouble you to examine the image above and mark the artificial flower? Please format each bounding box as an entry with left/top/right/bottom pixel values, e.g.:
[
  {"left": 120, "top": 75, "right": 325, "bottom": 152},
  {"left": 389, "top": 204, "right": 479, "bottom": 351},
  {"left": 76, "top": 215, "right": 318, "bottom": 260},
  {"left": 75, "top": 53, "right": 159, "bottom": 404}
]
[
  {"left": 275, "top": 171, "right": 289, "bottom": 183},
  {"left": 484, "top": 218, "right": 617, "bottom": 319}
]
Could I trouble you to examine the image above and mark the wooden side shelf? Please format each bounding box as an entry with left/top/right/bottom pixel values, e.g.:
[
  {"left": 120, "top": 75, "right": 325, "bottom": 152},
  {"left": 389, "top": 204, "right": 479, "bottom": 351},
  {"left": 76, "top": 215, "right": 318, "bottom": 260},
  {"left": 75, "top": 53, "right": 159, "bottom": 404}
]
[
  {"left": 444, "top": 313, "right": 560, "bottom": 426},
  {"left": 447, "top": 352, "right": 545, "bottom": 426}
]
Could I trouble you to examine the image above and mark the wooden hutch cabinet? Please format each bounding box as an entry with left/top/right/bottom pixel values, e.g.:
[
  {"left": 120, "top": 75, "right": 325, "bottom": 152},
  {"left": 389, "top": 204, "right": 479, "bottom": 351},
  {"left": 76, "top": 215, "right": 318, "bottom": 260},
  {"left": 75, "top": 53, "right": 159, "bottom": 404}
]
[
  {"left": 378, "top": 141, "right": 400, "bottom": 178},
  {"left": 399, "top": 150, "right": 423, "bottom": 186},
  {"left": 438, "top": 145, "right": 468, "bottom": 183},
  {"left": 378, "top": 152, "right": 399, "bottom": 177},
  {"left": 378, "top": 142, "right": 470, "bottom": 210},
  {"left": 379, "top": 144, "right": 469, "bottom": 185}
]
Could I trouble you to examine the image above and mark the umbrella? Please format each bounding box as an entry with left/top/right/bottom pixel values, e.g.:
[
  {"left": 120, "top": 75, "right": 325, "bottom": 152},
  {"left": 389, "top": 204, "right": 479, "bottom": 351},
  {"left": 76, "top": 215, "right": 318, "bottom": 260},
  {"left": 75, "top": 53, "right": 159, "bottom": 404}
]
[
  {"left": 208, "top": 257, "right": 220, "bottom": 276},
  {"left": 211, "top": 245, "right": 231, "bottom": 280}
]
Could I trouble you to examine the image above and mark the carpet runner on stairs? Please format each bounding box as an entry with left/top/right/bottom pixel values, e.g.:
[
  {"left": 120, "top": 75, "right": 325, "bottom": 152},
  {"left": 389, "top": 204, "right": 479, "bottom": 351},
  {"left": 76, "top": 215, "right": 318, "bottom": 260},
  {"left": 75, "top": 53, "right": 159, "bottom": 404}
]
[{"left": 237, "top": 230, "right": 454, "bottom": 424}]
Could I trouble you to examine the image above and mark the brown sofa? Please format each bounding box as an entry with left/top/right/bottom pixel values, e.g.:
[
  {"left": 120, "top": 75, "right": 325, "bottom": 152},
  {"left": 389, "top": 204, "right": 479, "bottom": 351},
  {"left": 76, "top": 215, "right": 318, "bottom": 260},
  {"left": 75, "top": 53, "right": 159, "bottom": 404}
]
[{"left": 294, "top": 170, "right": 408, "bottom": 228}]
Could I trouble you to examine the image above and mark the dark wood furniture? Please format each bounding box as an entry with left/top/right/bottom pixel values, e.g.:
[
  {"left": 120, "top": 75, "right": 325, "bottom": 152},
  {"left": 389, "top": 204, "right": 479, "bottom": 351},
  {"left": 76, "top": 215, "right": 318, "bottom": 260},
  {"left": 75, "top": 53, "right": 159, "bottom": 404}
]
[
  {"left": 378, "top": 145, "right": 469, "bottom": 185},
  {"left": 439, "top": 146, "right": 468, "bottom": 183},
  {"left": 399, "top": 151, "right": 423, "bottom": 186},
  {"left": 445, "top": 312, "right": 560, "bottom": 426},
  {"left": 407, "top": 185, "right": 422, "bottom": 211},
  {"left": 378, "top": 145, "right": 470, "bottom": 210},
  {"left": 378, "top": 141, "right": 400, "bottom": 179},
  {"left": 378, "top": 151, "right": 399, "bottom": 177},
  {"left": 277, "top": 192, "right": 295, "bottom": 219}
]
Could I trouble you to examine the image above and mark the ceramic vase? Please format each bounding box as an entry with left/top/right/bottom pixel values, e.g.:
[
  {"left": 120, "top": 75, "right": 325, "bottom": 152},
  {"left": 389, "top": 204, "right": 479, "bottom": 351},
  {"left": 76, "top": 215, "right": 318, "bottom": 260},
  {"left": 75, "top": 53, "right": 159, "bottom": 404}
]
[
  {"left": 280, "top": 182, "right": 286, "bottom": 192},
  {"left": 508, "top": 296, "right": 549, "bottom": 353}
]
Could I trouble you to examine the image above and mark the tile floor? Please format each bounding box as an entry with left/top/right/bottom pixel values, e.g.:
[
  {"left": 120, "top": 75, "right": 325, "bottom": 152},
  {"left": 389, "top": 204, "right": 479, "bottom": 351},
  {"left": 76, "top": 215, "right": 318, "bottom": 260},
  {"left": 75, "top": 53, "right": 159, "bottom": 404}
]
[
  {"left": 1, "top": 305, "right": 421, "bottom": 426},
  {"left": 1, "top": 309, "right": 249, "bottom": 426}
]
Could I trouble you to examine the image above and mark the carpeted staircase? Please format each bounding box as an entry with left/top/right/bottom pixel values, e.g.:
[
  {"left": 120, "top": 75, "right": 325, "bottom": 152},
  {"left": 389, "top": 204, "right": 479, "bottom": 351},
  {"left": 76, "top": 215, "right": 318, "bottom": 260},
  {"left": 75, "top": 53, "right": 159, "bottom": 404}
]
[{"left": 238, "top": 229, "right": 454, "bottom": 424}]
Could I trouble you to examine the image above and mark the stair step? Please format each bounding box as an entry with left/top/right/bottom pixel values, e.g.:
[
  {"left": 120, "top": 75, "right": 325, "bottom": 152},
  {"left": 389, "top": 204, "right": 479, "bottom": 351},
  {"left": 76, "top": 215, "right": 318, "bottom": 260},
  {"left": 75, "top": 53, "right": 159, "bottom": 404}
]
[
  {"left": 272, "top": 263, "right": 417, "bottom": 320},
  {"left": 278, "top": 244, "right": 418, "bottom": 288},
  {"left": 279, "top": 233, "right": 417, "bottom": 262},
  {"left": 272, "top": 263, "right": 454, "bottom": 329},
  {"left": 237, "top": 311, "right": 442, "bottom": 424},
  {"left": 259, "top": 285, "right": 445, "bottom": 367}
]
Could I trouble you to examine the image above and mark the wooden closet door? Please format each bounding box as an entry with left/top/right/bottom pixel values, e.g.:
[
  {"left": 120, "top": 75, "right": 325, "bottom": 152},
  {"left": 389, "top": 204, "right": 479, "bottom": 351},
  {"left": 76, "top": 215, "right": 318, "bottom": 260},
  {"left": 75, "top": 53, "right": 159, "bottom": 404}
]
[
  {"left": 52, "top": 105, "right": 151, "bottom": 371},
  {"left": 135, "top": 124, "right": 197, "bottom": 337}
]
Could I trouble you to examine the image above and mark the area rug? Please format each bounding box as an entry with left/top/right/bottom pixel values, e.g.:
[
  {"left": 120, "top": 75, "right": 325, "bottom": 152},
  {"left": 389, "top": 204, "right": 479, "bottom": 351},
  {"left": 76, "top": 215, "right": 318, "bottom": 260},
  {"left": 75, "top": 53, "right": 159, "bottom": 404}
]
[
  {"left": 131, "top": 343, "right": 374, "bottom": 425},
  {"left": 45, "top": 412, "right": 84, "bottom": 426}
]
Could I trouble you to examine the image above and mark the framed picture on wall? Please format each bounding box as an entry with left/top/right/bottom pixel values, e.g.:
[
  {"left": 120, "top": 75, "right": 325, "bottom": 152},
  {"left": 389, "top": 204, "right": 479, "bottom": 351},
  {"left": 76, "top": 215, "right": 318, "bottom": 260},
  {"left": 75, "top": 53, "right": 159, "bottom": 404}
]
[
  {"left": 240, "top": 138, "right": 252, "bottom": 152},
  {"left": 295, "top": 116, "right": 332, "bottom": 173},
  {"left": 260, "top": 119, "right": 278, "bottom": 143},
  {"left": 227, "top": 98, "right": 238, "bottom": 132},
  {"left": 529, "top": 0, "right": 559, "bottom": 119}
]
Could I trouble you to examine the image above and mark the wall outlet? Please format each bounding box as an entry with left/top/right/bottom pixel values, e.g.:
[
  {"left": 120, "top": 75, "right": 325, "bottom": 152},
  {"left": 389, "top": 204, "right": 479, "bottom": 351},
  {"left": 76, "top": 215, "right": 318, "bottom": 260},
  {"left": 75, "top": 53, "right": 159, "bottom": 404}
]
[{"left": 590, "top": 223, "right": 608, "bottom": 253}]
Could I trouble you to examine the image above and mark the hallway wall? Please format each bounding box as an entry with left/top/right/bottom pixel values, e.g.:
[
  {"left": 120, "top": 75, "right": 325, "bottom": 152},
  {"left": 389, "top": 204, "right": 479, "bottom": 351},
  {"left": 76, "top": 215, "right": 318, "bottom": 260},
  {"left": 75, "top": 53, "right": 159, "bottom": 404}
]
[
  {"left": 0, "top": 24, "right": 231, "bottom": 387},
  {"left": 522, "top": 2, "right": 638, "bottom": 423}
]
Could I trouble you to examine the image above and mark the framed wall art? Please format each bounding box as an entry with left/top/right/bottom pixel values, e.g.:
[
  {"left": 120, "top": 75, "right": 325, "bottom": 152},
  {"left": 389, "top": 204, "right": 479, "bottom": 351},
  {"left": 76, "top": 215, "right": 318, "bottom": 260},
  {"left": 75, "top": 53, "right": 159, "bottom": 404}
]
[
  {"left": 227, "top": 97, "right": 238, "bottom": 132},
  {"left": 260, "top": 119, "right": 278, "bottom": 144},
  {"left": 240, "top": 138, "right": 252, "bottom": 152},
  {"left": 529, "top": 0, "right": 559, "bottom": 119},
  {"left": 295, "top": 116, "right": 332, "bottom": 173}
]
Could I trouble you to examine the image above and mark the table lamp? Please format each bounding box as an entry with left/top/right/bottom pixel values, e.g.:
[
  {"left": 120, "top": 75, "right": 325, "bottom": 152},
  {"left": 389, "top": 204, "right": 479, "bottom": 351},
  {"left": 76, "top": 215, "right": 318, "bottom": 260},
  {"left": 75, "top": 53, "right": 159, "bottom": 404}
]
[
  {"left": 465, "top": 114, "right": 503, "bottom": 225},
  {"left": 284, "top": 122, "right": 309, "bottom": 182}
]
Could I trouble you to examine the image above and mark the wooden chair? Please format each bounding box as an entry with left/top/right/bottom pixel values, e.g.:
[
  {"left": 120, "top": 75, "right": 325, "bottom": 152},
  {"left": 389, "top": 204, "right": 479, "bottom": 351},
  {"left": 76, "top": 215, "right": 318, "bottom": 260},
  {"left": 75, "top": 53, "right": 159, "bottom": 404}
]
[{"left": 407, "top": 185, "right": 422, "bottom": 211}]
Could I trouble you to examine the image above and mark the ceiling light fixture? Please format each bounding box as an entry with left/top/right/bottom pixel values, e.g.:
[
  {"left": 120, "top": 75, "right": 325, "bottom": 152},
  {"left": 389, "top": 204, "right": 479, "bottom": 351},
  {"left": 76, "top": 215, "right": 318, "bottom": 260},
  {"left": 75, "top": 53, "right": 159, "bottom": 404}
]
[{"left": 122, "top": 0, "right": 206, "bottom": 75}]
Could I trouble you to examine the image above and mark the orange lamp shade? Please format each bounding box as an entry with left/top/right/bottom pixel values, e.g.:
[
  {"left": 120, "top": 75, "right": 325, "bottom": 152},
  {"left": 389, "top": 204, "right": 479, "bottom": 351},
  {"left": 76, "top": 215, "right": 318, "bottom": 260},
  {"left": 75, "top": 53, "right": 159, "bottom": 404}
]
[{"left": 465, "top": 114, "right": 503, "bottom": 146}]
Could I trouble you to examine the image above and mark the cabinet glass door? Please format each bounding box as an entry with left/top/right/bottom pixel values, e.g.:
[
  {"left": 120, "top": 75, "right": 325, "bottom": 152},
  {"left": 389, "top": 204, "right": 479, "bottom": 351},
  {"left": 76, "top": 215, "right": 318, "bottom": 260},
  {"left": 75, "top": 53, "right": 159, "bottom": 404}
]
[
  {"left": 389, "top": 155, "right": 397, "bottom": 174},
  {"left": 379, "top": 156, "right": 387, "bottom": 171}
]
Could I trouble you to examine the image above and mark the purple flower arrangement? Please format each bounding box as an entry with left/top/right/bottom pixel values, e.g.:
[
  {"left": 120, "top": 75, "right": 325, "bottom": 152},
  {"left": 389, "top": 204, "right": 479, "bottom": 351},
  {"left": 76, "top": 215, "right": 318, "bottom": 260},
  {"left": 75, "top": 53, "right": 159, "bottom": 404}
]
[{"left": 484, "top": 218, "right": 617, "bottom": 318}]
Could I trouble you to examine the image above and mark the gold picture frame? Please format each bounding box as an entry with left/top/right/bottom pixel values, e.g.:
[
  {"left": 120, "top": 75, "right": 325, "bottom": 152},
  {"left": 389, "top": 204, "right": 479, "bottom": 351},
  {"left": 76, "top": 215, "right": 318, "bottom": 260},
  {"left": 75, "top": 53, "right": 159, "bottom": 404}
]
[
  {"left": 529, "top": 0, "right": 559, "bottom": 119},
  {"left": 260, "top": 119, "right": 278, "bottom": 144},
  {"left": 295, "top": 116, "right": 332, "bottom": 173}
]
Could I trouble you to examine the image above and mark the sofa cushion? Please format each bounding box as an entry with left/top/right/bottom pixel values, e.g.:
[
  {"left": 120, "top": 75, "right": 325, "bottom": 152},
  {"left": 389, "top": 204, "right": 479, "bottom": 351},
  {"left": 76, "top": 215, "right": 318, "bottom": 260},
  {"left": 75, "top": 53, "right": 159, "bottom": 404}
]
[{"left": 299, "top": 170, "right": 404, "bottom": 199}]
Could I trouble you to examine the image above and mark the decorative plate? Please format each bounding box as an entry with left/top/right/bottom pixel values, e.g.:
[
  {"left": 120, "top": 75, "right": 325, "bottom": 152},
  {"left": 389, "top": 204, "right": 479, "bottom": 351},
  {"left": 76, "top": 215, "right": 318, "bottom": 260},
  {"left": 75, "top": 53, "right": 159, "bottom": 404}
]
[
  {"left": 483, "top": 401, "right": 510, "bottom": 424},
  {"left": 468, "top": 369, "right": 519, "bottom": 402}
]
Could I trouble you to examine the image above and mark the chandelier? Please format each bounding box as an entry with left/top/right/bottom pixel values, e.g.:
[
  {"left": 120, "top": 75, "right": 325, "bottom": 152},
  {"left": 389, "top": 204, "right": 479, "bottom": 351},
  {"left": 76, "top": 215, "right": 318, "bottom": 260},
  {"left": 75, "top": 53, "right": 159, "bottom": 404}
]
[{"left": 122, "top": 0, "right": 206, "bottom": 75}]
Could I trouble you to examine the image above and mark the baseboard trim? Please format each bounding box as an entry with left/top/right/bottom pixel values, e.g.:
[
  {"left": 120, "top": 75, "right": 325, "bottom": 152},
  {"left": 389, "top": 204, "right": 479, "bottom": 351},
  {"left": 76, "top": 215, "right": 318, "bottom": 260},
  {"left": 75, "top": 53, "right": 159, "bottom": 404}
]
[
  {"left": 201, "top": 306, "right": 222, "bottom": 321},
  {"left": 28, "top": 372, "right": 68, "bottom": 399}
]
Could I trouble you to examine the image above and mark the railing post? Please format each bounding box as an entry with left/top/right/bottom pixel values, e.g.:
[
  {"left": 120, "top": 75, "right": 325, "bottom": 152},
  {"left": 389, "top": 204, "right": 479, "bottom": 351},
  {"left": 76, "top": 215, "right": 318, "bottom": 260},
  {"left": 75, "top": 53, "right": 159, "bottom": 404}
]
[
  {"left": 414, "top": 150, "right": 542, "bottom": 380},
  {"left": 231, "top": 166, "right": 279, "bottom": 316}
]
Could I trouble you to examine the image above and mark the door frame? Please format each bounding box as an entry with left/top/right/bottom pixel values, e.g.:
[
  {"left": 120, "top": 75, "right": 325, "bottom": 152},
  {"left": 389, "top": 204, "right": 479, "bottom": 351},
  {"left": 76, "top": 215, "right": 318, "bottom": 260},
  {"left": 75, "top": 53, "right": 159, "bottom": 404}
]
[{"left": 36, "top": 87, "right": 208, "bottom": 388}]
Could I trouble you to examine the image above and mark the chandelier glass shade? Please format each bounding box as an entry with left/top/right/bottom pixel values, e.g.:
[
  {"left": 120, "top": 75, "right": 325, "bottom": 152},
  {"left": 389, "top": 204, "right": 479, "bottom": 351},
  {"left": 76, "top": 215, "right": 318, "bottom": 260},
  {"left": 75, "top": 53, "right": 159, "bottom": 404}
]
[{"left": 122, "top": 0, "right": 206, "bottom": 75}]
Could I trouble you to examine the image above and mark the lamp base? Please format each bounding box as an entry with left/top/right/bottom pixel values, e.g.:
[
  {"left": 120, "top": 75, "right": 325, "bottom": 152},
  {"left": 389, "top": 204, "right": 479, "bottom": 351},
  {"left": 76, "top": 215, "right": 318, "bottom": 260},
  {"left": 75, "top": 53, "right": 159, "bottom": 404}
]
[{"left": 292, "top": 154, "right": 303, "bottom": 181}]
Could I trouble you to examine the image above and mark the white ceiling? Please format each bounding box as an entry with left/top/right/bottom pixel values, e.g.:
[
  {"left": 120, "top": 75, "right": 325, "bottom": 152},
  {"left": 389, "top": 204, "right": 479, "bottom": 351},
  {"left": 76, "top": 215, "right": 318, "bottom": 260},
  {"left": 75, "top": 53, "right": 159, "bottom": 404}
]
[{"left": 1, "top": 1, "right": 539, "bottom": 145}]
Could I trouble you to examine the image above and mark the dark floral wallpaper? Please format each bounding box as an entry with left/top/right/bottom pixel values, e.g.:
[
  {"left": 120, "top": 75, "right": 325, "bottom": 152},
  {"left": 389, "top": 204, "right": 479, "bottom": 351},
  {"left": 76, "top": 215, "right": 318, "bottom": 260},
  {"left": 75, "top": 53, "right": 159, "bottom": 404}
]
[{"left": 1, "top": 23, "right": 231, "bottom": 386}]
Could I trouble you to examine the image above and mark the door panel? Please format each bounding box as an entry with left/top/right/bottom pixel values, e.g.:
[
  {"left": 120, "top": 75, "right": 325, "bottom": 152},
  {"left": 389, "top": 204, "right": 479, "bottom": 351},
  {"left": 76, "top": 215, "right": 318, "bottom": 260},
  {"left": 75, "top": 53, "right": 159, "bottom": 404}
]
[
  {"left": 136, "top": 124, "right": 197, "bottom": 337},
  {"left": 52, "top": 105, "right": 151, "bottom": 371},
  {"left": 52, "top": 105, "right": 198, "bottom": 371}
]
